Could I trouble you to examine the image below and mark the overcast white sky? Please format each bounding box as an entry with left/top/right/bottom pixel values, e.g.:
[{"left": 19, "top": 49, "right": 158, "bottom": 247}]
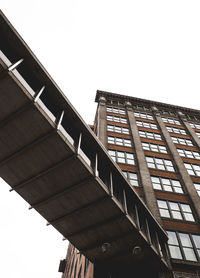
[{"left": 0, "top": 1, "right": 200, "bottom": 277}]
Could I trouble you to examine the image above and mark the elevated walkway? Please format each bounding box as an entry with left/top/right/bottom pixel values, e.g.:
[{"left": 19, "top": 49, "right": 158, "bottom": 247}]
[{"left": 0, "top": 12, "right": 170, "bottom": 274}]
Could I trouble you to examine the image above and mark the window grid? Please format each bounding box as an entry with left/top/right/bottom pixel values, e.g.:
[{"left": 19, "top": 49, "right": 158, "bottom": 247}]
[
  {"left": 177, "top": 149, "right": 200, "bottom": 160},
  {"left": 194, "top": 183, "right": 200, "bottom": 196},
  {"left": 196, "top": 132, "right": 200, "bottom": 138},
  {"left": 171, "top": 137, "right": 193, "bottom": 146},
  {"left": 142, "top": 142, "right": 167, "bottom": 154},
  {"left": 167, "top": 231, "right": 200, "bottom": 262},
  {"left": 157, "top": 200, "right": 195, "bottom": 222},
  {"left": 106, "top": 107, "right": 126, "bottom": 115},
  {"left": 161, "top": 111, "right": 176, "bottom": 117},
  {"left": 108, "top": 136, "right": 132, "bottom": 147},
  {"left": 151, "top": 176, "right": 183, "bottom": 193},
  {"left": 162, "top": 117, "right": 181, "bottom": 125},
  {"left": 136, "top": 121, "right": 158, "bottom": 130},
  {"left": 108, "top": 150, "right": 135, "bottom": 165},
  {"left": 122, "top": 171, "right": 139, "bottom": 187},
  {"left": 139, "top": 131, "right": 162, "bottom": 140},
  {"left": 107, "top": 100, "right": 124, "bottom": 106},
  {"left": 134, "top": 112, "right": 153, "bottom": 120},
  {"left": 166, "top": 126, "right": 187, "bottom": 135},
  {"left": 132, "top": 105, "right": 150, "bottom": 111},
  {"left": 184, "top": 163, "right": 200, "bottom": 176},
  {"left": 190, "top": 123, "right": 200, "bottom": 130},
  {"left": 107, "top": 115, "right": 127, "bottom": 124},
  {"left": 107, "top": 125, "right": 129, "bottom": 134},
  {"left": 146, "top": 156, "right": 175, "bottom": 172}
]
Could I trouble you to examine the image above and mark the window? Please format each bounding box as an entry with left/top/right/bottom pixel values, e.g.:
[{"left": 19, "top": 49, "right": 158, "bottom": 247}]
[
  {"left": 108, "top": 150, "right": 135, "bottom": 165},
  {"left": 151, "top": 176, "right": 183, "bottom": 193},
  {"left": 134, "top": 112, "right": 153, "bottom": 120},
  {"left": 190, "top": 123, "right": 200, "bottom": 130},
  {"left": 107, "top": 125, "right": 129, "bottom": 134},
  {"left": 157, "top": 200, "right": 195, "bottom": 222},
  {"left": 122, "top": 171, "right": 139, "bottom": 187},
  {"left": 161, "top": 110, "right": 176, "bottom": 116},
  {"left": 146, "top": 156, "right": 175, "bottom": 172},
  {"left": 194, "top": 183, "right": 200, "bottom": 196},
  {"left": 136, "top": 121, "right": 158, "bottom": 130},
  {"left": 142, "top": 142, "right": 167, "bottom": 153},
  {"left": 171, "top": 137, "right": 193, "bottom": 146},
  {"left": 167, "top": 231, "right": 200, "bottom": 262},
  {"left": 166, "top": 127, "right": 186, "bottom": 135},
  {"left": 139, "top": 131, "right": 162, "bottom": 140},
  {"left": 107, "top": 107, "right": 126, "bottom": 115},
  {"left": 184, "top": 163, "right": 200, "bottom": 176},
  {"left": 177, "top": 149, "right": 200, "bottom": 160},
  {"left": 132, "top": 104, "right": 150, "bottom": 111},
  {"left": 107, "top": 115, "right": 127, "bottom": 124},
  {"left": 108, "top": 136, "right": 132, "bottom": 147},
  {"left": 162, "top": 117, "right": 181, "bottom": 125},
  {"left": 196, "top": 132, "right": 200, "bottom": 138},
  {"left": 107, "top": 99, "right": 124, "bottom": 106}
]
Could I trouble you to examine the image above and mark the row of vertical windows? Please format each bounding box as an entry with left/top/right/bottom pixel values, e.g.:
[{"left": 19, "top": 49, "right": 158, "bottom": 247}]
[
  {"left": 162, "top": 117, "right": 181, "bottom": 125},
  {"left": 107, "top": 124, "right": 129, "bottom": 134},
  {"left": 146, "top": 156, "right": 175, "bottom": 172},
  {"left": 157, "top": 200, "right": 195, "bottom": 222},
  {"left": 108, "top": 150, "right": 135, "bottom": 165},
  {"left": 136, "top": 121, "right": 158, "bottom": 129},
  {"left": 106, "top": 107, "right": 126, "bottom": 115},
  {"left": 177, "top": 149, "right": 200, "bottom": 160},
  {"left": 107, "top": 115, "right": 127, "bottom": 124},
  {"left": 151, "top": 176, "right": 183, "bottom": 193},
  {"left": 134, "top": 112, "right": 153, "bottom": 120},
  {"left": 190, "top": 123, "right": 200, "bottom": 130},
  {"left": 171, "top": 136, "right": 193, "bottom": 146},
  {"left": 122, "top": 171, "right": 139, "bottom": 187},
  {"left": 108, "top": 136, "right": 132, "bottom": 147},
  {"left": 166, "top": 126, "right": 187, "bottom": 135},
  {"left": 167, "top": 231, "right": 200, "bottom": 262},
  {"left": 139, "top": 130, "right": 162, "bottom": 140},
  {"left": 142, "top": 142, "right": 167, "bottom": 154},
  {"left": 184, "top": 163, "right": 200, "bottom": 176}
]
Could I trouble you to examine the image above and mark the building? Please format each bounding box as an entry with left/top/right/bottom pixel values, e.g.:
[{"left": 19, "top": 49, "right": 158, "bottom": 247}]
[{"left": 63, "top": 91, "right": 200, "bottom": 278}]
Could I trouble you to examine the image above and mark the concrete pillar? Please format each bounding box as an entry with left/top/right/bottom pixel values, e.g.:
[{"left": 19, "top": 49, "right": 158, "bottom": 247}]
[
  {"left": 97, "top": 96, "right": 107, "bottom": 148},
  {"left": 125, "top": 101, "right": 163, "bottom": 225},
  {"left": 154, "top": 110, "right": 200, "bottom": 220}
]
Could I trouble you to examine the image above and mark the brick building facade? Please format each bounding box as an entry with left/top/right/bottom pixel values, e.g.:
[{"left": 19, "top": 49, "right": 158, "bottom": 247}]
[{"left": 64, "top": 91, "right": 200, "bottom": 278}]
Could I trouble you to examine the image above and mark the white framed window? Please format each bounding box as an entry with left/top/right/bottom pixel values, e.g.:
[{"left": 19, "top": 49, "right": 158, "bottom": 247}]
[
  {"left": 139, "top": 131, "right": 162, "bottom": 140},
  {"left": 190, "top": 123, "right": 200, "bottom": 130},
  {"left": 122, "top": 171, "right": 139, "bottom": 187},
  {"left": 108, "top": 136, "right": 132, "bottom": 147},
  {"left": 142, "top": 142, "right": 167, "bottom": 153},
  {"left": 107, "top": 115, "right": 127, "bottom": 124},
  {"left": 134, "top": 112, "right": 153, "bottom": 120},
  {"left": 167, "top": 231, "right": 200, "bottom": 262},
  {"left": 184, "top": 163, "right": 200, "bottom": 176},
  {"left": 107, "top": 125, "right": 129, "bottom": 134},
  {"left": 151, "top": 176, "right": 183, "bottom": 193},
  {"left": 162, "top": 117, "right": 181, "bottom": 125},
  {"left": 196, "top": 132, "right": 200, "bottom": 138},
  {"left": 136, "top": 121, "right": 158, "bottom": 130},
  {"left": 166, "top": 127, "right": 186, "bottom": 135},
  {"left": 194, "top": 183, "right": 200, "bottom": 196},
  {"left": 108, "top": 150, "right": 135, "bottom": 165},
  {"left": 171, "top": 137, "right": 193, "bottom": 146},
  {"left": 177, "top": 149, "right": 200, "bottom": 160},
  {"left": 146, "top": 156, "right": 175, "bottom": 172},
  {"left": 157, "top": 200, "right": 195, "bottom": 222},
  {"left": 107, "top": 107, "right": 126, "bottom": 115}
]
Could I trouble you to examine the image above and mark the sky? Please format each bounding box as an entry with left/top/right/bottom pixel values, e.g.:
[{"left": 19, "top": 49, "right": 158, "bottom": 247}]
[{"left": 0, "top": 1, "right": 200, "bottom": 277}]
